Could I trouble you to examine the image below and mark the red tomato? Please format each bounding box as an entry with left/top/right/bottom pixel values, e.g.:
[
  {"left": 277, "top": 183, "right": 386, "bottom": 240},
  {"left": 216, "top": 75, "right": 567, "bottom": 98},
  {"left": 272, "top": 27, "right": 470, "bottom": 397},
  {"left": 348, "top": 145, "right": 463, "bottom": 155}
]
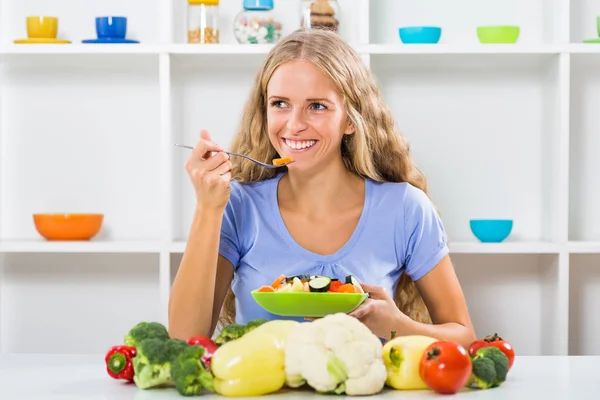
[
  {"left": 419, "top": 341, "right": 472, "bottom": 395},
  {"left": 328, "top": 280, "right": 343, "bottom": 292},
  {"left": 187, "top": 335, "right": 218, "bottom": 367},
  {"left": 468, "top": 339, "right": 488, "bottom": 355},
  {"left": 468, "top": 333, "right": 515, "bottom": 370}
]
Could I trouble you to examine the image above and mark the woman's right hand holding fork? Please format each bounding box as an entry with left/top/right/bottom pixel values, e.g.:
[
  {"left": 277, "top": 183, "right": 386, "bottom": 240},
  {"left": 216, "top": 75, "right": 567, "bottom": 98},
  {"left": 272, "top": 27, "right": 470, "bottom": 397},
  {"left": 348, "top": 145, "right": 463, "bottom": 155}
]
[{"left": 185, "top": 129, "right": 232, "bottom": 212}]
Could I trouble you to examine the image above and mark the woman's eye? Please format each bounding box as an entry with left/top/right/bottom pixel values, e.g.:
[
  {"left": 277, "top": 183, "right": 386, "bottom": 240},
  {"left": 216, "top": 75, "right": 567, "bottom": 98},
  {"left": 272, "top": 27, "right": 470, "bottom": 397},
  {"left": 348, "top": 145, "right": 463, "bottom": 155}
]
[
  {"left": 310, "top": 102, "right": 327, "bottom": 110},
  {"left": 270, "top": 100, "right": 286, "bottom": 108}
]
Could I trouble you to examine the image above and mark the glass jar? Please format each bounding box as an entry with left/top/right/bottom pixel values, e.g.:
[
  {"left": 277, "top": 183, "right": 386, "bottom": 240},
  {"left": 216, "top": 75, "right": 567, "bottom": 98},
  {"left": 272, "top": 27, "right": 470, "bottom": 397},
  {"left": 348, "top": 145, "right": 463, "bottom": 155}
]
[
  {"left": 234, "top": 0, "right": 283, "bottom": 44},
  {"left": 187, "top": 0, "right": 219, "bottom": 44},
  {"left": 300, "top": 0, "right": 340, "bottom": 33}
]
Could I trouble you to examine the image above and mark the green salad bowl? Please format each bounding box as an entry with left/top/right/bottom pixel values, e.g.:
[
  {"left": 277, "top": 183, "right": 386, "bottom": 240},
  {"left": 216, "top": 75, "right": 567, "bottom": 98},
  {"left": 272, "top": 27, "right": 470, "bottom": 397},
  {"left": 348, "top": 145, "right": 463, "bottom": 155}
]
[
  {"left": 477, "top": 25, "right": 520, "bottom": 43},
  {"left": 251, "top": 290, "right": 368, "bottom": 317}
]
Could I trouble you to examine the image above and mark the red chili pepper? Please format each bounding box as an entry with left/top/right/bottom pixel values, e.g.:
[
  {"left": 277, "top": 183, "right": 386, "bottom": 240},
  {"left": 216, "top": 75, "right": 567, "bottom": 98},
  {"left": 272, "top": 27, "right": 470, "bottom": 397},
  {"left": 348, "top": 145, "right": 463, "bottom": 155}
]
[{"left": 105, "top": 345, "right": 137, "bottom": 381}]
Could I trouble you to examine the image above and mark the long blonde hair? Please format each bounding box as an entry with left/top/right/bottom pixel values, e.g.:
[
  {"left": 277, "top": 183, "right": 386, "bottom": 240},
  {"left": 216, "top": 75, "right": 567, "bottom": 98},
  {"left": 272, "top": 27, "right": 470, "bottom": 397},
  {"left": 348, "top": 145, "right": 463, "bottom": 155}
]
[{"left": 218, "top": 29, "right": 432, "bottom": 330}]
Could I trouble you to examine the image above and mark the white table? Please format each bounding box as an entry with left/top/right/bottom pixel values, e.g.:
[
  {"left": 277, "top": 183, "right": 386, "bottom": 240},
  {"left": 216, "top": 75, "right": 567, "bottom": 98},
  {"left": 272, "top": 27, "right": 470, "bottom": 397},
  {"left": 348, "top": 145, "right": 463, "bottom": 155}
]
[{"left": 0, "top": 354, "right": 598, "bottom": 399}]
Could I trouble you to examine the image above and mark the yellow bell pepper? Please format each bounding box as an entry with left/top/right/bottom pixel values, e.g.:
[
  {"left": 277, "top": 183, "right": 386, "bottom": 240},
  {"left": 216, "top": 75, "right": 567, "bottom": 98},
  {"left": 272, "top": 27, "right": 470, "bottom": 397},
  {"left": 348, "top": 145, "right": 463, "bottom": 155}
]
[
  {"left": 243, "top": 319, "right": 298, "bottom": 349},
  {"left": 211, "top": 320, "right": 298, "bottom": 397},
  {"left": 381, "top": 335, "right": 438, "bottom": 390}
]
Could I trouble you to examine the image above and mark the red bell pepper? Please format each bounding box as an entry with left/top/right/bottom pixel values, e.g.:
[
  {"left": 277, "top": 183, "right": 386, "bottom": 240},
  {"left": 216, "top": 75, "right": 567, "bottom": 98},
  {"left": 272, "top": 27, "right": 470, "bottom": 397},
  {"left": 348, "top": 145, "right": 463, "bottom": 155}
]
[
  {"left": 105, "top": 345, "right": 137, "bottom": 381},
  {"left": 187, "top": 335, "right": 218, "bottom": 368}
]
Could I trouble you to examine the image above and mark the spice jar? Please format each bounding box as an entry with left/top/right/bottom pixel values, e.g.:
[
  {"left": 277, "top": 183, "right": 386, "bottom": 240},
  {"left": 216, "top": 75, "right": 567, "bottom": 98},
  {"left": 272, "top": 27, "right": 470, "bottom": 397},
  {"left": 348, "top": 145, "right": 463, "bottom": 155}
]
[
  {"left": 234, "top": 0, "right": 283, "bottom": 44},
  {"left": 300, "top": 0, "right": 340, "bottom": 32},
  {"left": 187, "top": 0, "right": 219, "bottom": 44}
]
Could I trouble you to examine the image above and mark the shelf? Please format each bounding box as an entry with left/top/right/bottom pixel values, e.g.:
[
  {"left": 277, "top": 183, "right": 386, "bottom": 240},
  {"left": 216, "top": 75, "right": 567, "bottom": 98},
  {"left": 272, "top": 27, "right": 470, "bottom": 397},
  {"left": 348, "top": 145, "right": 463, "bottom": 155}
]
[
  {"left": 2, "top": 240, "right": 596, "bottom": 255},
  {"left": 568, "top": 44, "right": 600, "bottom": 54},
  {"left": 0, "top": 43, "right": 597, "bottom": 60},
  {"left": 0, "top": 44, "right": 163, "bottom": 60},
  {"left": 0, "top": 55, "right": 162, "bottom": 241},
  {"left": 0, "top": 0, "right": 597, "bottom": 357},
  {"left": 169, "top": 43, "right": 273, "bottom": 54},
  {"left": 449, "top": 241, "right": 560, "bottom": 254},
  {"left": 370, "top": 53, "right": 561, "bottom": 242},
  {"left": 570, "top": 0, "right": 600, "bottom": 44},
  {"left": 569, "top": 53, "right": 600, "bottom": 242},
  {"left": 1, "top": 0, "right": 156, "bottom": 46},
  {"left": 0, "top": 240, "right": 163, "bottom": 253},
  {"left": 453, "top": 253, "right": 562, "bottom": 355},
  {"left": 369, "top": 0, "right": 560, "bottom": 45},
  {"left": 364, "top": 44, "right": 563, "bottom": 55},
  {"left": 171, "top": 0, "right": 364, "bottom": 45},
  {"left": 0, "top": 252, "right": 161, "bottom": 354},
  {"left": 568, "top": 242, "right": 600, "bottom": 253},
  {"left": 569, "top": 254, "right": 600, "bottom": 356}
]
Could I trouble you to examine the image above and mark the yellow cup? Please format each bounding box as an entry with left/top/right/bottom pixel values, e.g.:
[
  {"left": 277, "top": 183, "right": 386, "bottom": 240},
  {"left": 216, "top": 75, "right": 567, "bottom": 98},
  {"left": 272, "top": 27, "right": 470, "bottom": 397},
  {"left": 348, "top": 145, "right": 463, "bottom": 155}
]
[{"left": 27, "top": 16, "right": 58, "bottom": 39}]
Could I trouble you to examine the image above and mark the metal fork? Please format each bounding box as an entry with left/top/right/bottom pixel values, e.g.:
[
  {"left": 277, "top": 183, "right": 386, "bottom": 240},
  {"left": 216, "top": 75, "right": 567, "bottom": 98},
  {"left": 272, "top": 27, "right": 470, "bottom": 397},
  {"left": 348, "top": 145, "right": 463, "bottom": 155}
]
[{"left": 174, "top": 143, "right": 295, "bottom": 169}]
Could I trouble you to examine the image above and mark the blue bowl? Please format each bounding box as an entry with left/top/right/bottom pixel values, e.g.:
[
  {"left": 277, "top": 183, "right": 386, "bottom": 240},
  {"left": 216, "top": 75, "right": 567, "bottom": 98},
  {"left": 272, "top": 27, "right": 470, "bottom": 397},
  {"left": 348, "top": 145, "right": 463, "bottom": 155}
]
[
  {"left": 470, "top": 219, "right": 513, "bottom": 243},
  {"left": 96, "top": 16, "right": 127, "bottom": 39},
  {"left": 399, "top": 26, "right": 442, "bottom": 44}
]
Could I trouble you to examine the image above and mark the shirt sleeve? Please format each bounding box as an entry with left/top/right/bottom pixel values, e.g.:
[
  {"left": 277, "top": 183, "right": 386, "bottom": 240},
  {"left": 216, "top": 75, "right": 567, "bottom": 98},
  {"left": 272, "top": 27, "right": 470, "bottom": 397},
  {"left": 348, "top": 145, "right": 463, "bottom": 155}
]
[
  {"left": 219, "top": 184, "right": 243, "bottom": 269},
  {"left": 401, "top": 184, "right": 449, "bottom": 281}
]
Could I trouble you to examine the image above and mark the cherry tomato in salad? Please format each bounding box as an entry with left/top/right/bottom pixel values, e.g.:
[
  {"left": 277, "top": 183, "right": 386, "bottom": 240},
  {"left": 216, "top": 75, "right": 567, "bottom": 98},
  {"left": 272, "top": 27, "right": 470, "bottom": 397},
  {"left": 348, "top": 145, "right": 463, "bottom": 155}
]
[
  {"left": 419, "top": 341, "right": 472, "bottom": 395},
  {"left": 327, "top": 280, "right": 343, "bottom": 292}
]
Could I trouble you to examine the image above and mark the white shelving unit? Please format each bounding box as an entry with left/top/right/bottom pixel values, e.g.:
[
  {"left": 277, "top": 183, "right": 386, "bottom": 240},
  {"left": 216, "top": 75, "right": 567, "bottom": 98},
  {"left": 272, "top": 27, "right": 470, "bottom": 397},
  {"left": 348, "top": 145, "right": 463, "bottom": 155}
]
[{"left": 0, "top": 0, "right": 599, "bottom": 357}]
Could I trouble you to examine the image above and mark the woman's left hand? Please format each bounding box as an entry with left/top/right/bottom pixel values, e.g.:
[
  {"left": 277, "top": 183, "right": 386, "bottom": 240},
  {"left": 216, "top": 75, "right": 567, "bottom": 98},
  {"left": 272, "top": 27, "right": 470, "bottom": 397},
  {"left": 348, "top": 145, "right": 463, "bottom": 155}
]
[{"left": 348, "top": 283, "right": 406, "bottom": 340}]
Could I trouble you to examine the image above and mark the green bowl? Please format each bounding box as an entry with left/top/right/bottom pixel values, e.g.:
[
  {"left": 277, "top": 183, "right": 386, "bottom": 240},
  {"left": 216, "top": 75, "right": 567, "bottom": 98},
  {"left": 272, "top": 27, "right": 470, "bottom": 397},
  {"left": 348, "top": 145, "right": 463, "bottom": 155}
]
[
  {"left": 251, "top": 290, "right": 368, "bottom": 317},
  {"left": 477, "top": 25, "right": 520, "bottom": 43}
]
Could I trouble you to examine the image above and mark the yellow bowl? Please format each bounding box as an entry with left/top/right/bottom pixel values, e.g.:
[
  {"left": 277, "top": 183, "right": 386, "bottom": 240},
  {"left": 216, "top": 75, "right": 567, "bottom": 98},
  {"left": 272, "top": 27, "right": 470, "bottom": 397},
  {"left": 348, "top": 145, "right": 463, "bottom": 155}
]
[
  {"left": 33, "top": 214, "right": 104, "bottom": 241},
  {"left": 27, "top": 16, "right": 58, "bottom": 39}
]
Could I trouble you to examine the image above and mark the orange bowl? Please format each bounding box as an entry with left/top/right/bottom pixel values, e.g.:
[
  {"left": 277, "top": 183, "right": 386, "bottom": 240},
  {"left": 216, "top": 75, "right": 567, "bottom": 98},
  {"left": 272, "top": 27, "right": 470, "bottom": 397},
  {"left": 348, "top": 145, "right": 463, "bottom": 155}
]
[{"left": 33, "top": 213, "right": 104, "bottom": 241}]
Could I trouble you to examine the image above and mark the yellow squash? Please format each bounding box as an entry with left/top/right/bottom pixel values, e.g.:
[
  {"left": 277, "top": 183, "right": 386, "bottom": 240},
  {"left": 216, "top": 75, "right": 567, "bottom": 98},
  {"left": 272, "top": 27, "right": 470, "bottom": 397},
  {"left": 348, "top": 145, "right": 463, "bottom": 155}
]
[
  {"left": 381, "top": 335, "right": 438, "bottom": 390},
  {"left": 211, "top": 320, "right": 298, "bottom": 397}
]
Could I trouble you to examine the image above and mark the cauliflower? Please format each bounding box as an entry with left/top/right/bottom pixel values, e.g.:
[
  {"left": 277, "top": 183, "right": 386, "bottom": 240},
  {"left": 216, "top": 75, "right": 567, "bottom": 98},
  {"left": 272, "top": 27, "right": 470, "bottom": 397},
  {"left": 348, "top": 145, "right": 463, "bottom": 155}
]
[{"left": 283, "top": 313, "right": 387, "bottom": 396}]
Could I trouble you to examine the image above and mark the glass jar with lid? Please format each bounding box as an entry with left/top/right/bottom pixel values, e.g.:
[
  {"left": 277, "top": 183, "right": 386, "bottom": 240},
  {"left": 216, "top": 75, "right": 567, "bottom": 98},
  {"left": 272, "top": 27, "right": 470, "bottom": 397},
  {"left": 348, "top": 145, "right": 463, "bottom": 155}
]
[
  {"left": 187, "top": 0, "right": 219, "bottom": 44},
  {"left": 234, "top": 0, "right": 283, "bottom": 44},
  {"left": 300, "top": 0, "right": 340, "bottom": 33}
]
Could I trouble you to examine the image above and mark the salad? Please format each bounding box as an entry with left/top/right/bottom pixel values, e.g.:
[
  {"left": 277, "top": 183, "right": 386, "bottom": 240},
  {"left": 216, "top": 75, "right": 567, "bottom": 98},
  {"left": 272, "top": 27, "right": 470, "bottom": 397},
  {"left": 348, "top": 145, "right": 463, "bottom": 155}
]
[{"left": 256, "top": 274, "right": 364, "bottom": 294}]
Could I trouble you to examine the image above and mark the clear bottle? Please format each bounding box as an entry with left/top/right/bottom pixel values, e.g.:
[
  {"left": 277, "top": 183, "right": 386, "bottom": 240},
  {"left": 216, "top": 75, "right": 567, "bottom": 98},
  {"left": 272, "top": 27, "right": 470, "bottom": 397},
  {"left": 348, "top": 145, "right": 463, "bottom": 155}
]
[
  {"left": 234, "top": 0, "right": 283, "bottom": 44},
  {"left": 187, "top": 0, "right": 219, "bottom": 44},
  {"left": 300, "top": 0, "right": 341, "bottom": 33}
]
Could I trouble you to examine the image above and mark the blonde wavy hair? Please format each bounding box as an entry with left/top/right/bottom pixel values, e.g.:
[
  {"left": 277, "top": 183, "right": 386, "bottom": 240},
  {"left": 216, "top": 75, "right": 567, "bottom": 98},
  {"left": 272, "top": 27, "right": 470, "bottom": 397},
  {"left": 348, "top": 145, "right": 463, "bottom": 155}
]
[{"left": 218, "top": 28, "right": 433, "bottom": 330}]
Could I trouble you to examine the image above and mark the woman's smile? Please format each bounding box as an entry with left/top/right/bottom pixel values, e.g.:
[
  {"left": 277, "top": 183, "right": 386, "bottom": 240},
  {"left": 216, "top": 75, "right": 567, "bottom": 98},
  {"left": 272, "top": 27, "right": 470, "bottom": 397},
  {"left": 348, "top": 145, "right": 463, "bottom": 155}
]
[{"left": 282, "top": 138, "right": 319, "bottom": 153}]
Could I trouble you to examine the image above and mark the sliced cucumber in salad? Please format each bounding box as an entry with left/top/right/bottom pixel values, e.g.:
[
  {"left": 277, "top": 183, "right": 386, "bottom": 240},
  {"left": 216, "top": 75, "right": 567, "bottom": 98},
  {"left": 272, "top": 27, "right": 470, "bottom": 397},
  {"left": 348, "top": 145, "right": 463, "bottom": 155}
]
[
  {"left": 308, "top": 276, "right": 331, "bottom": 292},
  {"left": 345, "top": 275, "right": 363, "bottom": 292},
  {"left": 285, "top": 274, "right": 311, "bottom": 283}
]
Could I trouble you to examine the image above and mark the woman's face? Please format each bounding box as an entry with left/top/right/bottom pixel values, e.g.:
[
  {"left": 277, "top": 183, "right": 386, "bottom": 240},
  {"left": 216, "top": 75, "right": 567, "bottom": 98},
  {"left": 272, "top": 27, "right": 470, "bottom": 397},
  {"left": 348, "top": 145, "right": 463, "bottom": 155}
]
[{"left": 266, "top": 60, "right": 353, "bottom": 171}]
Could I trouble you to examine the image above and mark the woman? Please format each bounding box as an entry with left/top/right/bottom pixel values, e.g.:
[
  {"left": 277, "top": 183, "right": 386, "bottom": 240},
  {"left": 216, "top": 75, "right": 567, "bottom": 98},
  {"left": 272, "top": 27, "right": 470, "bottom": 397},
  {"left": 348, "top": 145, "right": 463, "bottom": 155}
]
[{"left": 169, "top": 29, "right": 476, "bottom": 349}]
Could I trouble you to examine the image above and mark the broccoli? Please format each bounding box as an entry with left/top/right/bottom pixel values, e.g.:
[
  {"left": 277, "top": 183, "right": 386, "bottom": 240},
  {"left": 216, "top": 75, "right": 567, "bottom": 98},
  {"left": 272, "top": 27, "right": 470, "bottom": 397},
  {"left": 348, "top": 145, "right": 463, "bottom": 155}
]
[
  {"left": 171, "top": 345, "right": 215, "bottom": 396},
  {"left": 214, "top": 324, "right": 245, "bottom": 346},
  {"left": 214, "top": 319, "right": 267, "bottom": 346},
  {"left": 245, "top": 318, "right": 267, "bottom": 331},
  {"left": 124, "top": 321, "right": 170, "bottom": 347},
  {"left": 132, "top": 337, "right": 190, "bottom": 389},
  {"left": 469, "top": 347, "right": 509, "bottom": 389}
]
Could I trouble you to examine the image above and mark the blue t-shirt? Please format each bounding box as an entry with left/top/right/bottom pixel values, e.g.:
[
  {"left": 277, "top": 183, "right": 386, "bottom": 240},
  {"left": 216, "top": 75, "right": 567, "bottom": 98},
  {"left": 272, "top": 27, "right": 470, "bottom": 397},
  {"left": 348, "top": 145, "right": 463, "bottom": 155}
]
[{"left": 219, "top": 172, "right": 449, "bottom": 325}]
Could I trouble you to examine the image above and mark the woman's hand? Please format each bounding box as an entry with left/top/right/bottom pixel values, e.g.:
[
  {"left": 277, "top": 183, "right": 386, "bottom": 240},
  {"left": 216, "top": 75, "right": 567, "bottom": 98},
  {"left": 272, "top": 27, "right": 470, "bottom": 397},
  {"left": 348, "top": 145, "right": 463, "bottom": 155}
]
[
  {"left": 348, "top": 283, "right": 407, "bottom": 340},
  {"left": 185, "top": 129, "right": 232, "bottom": 211}
]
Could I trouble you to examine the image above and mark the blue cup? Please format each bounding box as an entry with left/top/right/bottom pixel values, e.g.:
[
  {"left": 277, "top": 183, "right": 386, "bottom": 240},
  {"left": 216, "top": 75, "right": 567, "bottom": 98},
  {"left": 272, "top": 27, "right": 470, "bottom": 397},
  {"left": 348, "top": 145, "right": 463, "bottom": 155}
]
[
  {"left": 399, "top": 26, "right": 442, "bottom": 44},
  {"left": 96, "top": 16, "right": 127, "bottom": 39},
  {"left": 469, "top": 219, "right": 513, "bottom": 243}
]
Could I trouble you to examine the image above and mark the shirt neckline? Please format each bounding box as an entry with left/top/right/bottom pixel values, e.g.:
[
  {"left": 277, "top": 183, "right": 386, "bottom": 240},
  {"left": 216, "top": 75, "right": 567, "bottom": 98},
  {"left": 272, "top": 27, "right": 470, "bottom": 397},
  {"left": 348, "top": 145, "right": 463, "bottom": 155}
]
[{"left": 270, "top": 172, "right": 372, "bottom": 264}]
